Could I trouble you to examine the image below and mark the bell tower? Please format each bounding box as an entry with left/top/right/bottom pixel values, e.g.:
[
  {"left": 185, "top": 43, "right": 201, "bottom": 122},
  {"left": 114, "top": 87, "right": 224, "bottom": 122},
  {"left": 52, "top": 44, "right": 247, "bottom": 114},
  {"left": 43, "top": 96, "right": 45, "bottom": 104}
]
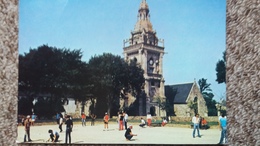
[{"left": 123, "top": 0, "right": 165, "bottom": 116}]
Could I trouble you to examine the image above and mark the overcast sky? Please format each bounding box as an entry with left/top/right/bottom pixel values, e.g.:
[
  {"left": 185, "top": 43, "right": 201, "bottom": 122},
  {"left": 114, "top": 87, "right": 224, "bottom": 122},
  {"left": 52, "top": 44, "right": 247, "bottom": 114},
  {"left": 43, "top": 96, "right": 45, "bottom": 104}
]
[{"left": 19, "top": 0, "right": 226, "bottom": 101}]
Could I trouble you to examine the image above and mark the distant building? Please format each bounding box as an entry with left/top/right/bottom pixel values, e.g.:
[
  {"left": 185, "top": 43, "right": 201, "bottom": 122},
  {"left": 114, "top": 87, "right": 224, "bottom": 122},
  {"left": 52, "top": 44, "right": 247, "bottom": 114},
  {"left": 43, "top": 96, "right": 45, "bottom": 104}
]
[
  {"left": 123, "top": 0, "right": 165, "bottom": 116},
  {"left": 165, "top": 81, "right": 208, "bottom": 117}
]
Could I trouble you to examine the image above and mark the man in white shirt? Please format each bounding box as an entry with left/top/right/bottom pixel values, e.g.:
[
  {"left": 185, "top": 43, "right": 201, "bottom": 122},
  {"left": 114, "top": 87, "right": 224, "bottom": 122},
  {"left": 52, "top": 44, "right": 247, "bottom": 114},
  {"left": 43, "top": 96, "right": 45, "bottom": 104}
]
[
  {"left": 124, "top": 112, "right": 128, "bottom": 130},
  {"left": 139, "top": 118, "right": 146, "bottom": 128},
  {"left": 192, "top": 114, "right": 201, "bottom": 138}
]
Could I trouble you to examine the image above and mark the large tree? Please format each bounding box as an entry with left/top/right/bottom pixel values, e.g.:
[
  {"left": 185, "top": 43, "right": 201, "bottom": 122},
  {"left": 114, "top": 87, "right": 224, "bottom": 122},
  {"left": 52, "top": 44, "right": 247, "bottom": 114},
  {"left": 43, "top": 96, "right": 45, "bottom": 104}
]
[
  {"left": 87, "top": 53, "right": 144, "bottom": 117},
  {"left": 18, "top": 45, "right": 89, "bottom": 117},
  {"left": 198, "top": 78, "right": 217, "bottom": 116},
  {"left": 216, "top": 51, "right": 226, "bottom": 84}
]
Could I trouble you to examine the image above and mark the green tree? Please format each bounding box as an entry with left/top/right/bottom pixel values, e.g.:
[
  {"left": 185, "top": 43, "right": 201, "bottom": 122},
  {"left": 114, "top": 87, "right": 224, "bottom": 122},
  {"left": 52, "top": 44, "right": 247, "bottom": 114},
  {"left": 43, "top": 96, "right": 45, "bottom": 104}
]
[
  {"left": 18, "top": 97, "right": 34, "bottom": 116},
  {"left": 187, "top": 100, "right": 198, "bottom": 115},
  {"left": 216, "top": 51, "right": 226, "bottom": 84},
  {"left": 87, "top": 53, "right": 144, "bottom": 117},
  {"left": 18, "top": 45, "right": 89, "bottom": 116},
  {"left": 198, "top": 78, "right": 217, "bottom": 116}
]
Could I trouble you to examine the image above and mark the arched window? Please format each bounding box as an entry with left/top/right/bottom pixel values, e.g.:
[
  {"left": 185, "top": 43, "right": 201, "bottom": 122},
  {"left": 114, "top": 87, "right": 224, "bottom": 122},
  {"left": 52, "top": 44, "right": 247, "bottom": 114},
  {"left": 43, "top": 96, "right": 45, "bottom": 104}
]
[
  {"left": 150, "top": 106, "right": 156, "bottom": 116},
  {"left": 193, "top": 97, "right": 198, "bottom": 114}
]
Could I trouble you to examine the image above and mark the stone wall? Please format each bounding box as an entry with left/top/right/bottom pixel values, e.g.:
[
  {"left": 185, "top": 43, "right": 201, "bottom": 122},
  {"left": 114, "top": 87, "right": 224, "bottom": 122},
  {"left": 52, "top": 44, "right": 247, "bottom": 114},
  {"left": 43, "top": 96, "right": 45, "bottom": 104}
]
[
  {"left": 0, "top": 0, "right": 18, "bottom": 145},
  {"left": 226, "top": 0, "right": 259, "bottom": 145},
  {"left": 112, "top": 116, "right": 219, "bottom": 123},
  {"left": 187, "top": 82, "right": 208, "bottom": 117},
  {"left": 174, "top": 82, "right": 208, "bottom": 117},
  {"left": 174, "top": 104, "right": 190, "bottom": 117}
]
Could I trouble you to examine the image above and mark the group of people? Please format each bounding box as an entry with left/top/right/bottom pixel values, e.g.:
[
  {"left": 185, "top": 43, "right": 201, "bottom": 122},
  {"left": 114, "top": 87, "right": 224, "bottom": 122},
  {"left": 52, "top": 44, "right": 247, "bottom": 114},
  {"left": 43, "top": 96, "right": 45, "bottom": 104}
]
[
  {"left": 52, "top": 113, "right": 74, "bottom": 144},
  {"left": 139, "top": 112, "right": 168, "bottom": 128},
  {"left": 22, "top": 111, "right": 227, "bottom": 143},
  {"left": 117, "top": 111, "right": 128, "bottom": 130},
  {"left": 24, "top": 113, "right": 74, "bottom": 144},
  {"left": 191, "top": 113, "right": 227, "bottom": 144},
  {"left": 102, "top": 111, "right": 137, "bottom": 141},
  {"left": 81, "top": 112, "right": 97, "bottom": 126}
]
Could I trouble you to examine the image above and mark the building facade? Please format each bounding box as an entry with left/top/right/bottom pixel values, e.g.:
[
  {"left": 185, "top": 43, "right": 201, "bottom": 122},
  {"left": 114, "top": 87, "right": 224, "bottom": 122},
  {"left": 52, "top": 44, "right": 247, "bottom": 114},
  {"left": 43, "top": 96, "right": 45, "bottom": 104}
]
[
  {"left": 123, "top": 0, "right": 166, "bottom": 116},
  {"left": 166, "top": 81, "right": 208, "bottom": 117}
]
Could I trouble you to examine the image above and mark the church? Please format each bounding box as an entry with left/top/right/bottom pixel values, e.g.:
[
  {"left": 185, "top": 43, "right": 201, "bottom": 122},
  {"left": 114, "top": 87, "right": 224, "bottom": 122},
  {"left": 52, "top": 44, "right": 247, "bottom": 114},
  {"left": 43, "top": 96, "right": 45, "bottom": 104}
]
[
  {"left": 65, "top": 0, "right": 208, "bottom": 118},
  {"left": 122, "top": 0, "right": 208, "bottom": 117},
  {"left": 123, "top": 0, "right": 166, "bottom": 116}
]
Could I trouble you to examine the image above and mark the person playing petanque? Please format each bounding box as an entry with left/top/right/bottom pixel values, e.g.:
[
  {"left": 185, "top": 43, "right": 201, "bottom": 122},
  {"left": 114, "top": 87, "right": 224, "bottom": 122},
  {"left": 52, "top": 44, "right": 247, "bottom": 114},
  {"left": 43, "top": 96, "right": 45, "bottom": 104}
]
[{"left": 124, "top": 125, "right": 137, "bottom": 141}]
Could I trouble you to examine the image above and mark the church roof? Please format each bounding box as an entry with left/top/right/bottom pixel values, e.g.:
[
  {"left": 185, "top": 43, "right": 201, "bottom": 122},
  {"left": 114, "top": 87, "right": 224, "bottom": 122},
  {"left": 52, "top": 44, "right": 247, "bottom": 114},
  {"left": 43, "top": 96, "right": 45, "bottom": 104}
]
[{"left": 165, "top": 82, "right": 194, "bottom": 104}]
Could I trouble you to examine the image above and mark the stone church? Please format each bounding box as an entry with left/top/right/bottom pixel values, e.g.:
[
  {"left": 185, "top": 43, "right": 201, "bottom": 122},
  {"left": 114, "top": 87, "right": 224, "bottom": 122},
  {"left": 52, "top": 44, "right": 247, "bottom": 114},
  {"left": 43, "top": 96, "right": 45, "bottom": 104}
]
[
  {"left": 123, "top": 0, "right": 166, "bottom": 116},
  {"left": 122, "top": 0, "right": 207, "bottom": 117},
  {"left": 64, "top": 0, "right": 208, "bottom": 118}
]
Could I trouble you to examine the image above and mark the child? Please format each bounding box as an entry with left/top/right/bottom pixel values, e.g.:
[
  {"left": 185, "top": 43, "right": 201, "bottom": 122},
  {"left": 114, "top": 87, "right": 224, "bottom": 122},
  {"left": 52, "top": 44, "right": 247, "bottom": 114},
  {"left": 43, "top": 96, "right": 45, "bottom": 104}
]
[{"left": 103, "top": 112, "right": 109, "bottom": 131}]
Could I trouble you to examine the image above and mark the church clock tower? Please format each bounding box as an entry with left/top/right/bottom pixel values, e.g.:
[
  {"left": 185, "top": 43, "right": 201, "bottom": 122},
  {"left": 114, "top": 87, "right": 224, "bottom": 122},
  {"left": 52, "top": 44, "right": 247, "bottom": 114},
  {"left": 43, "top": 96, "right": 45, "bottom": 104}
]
[{"left": 123, "top": 0, "right": 165, "bottom": 116}]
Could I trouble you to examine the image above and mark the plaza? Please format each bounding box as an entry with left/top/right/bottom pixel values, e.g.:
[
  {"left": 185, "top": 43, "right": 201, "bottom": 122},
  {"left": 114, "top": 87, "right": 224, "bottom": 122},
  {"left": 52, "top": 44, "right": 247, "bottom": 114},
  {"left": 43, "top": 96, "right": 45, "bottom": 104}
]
[{"left": 17, "top": 122, "right": 222, "bottom": 145}]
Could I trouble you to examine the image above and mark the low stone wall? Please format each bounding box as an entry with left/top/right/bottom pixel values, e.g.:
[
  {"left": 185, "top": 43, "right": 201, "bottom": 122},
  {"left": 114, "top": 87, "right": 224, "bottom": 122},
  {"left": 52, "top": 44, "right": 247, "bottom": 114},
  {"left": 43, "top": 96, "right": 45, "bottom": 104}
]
[
  {"left": 112, "top": 116, "right": 219, "bottom": 122},
  {"left": 171, "top": 116, "right": 219, "bottom": 122}
]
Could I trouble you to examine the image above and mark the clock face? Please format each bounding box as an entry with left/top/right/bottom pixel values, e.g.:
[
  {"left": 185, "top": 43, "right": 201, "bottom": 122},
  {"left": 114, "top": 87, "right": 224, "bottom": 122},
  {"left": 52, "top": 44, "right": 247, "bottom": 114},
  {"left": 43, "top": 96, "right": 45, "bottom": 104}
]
[{"left": 149, "top": 59, "right": 154, "bottom": 65}]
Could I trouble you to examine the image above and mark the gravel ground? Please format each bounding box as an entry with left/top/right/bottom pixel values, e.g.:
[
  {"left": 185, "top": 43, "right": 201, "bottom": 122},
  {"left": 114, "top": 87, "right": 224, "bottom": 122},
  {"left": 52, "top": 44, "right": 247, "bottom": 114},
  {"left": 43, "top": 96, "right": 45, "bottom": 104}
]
[{"left": 17, "top": 122, "right": 223, "bottom": 145}]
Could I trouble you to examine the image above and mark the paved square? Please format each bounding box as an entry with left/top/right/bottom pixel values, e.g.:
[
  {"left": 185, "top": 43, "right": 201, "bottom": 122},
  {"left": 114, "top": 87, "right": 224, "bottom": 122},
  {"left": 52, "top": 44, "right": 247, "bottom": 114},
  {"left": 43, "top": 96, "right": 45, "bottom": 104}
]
[{"left": 17, "top": 122, "right": 221, "bottom": 144}]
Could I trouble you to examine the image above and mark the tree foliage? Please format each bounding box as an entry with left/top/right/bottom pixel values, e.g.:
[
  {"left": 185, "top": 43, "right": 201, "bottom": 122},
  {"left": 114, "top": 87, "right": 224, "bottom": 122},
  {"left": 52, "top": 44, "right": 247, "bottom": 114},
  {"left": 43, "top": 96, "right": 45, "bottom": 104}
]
[
  {"left": 187, "top": 100, "right": 198, "bottom": 115},
  {"left": 18, "top": 45, "right": 89, "bottom": 117},
  {"left": 19, "top": 45, "right": 145, "bottom": 118},
  {"left": 18, "top": 97, "right": 34, "bottom": 116},
  {"left": 198, "top": 78, "right": 217, "bottom": 116},
  {"left": 87, "top": 53, "right": 145, "bottom": 117},
  {"left": 216, "top": 51, "right": 226, "bottom": 84}
]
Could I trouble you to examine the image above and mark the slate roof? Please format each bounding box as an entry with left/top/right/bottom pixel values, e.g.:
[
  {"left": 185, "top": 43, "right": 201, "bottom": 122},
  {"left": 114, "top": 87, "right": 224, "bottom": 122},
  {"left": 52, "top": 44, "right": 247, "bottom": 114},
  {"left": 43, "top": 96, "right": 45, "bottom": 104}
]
[{"left": 165, "top": 82, "right": 194, "bottom": 104}]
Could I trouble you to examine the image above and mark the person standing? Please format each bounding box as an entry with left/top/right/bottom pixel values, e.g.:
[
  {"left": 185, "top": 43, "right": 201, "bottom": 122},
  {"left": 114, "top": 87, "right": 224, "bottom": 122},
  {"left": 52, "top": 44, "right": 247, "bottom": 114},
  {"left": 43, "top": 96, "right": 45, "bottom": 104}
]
[
  {"left": 146, "top": 112, "right": 152, "bottom": 127},
  {"left": 31, "top": 113, "right": 36, "bottom": 126},
  {"left": 218, "top": 113, "right": 226, "bottom": 130},
  {"left": 119, "top": 112, "right": 124, "bottom": 130},
  {"left": 103, "top": 112, "right": 109, "bottom": 131},
  {"left": 90, "top": 113, "right": 96, "bottom": 126},
  {"left": 59, "top": 116, "right": 63, "bottom": 132},
  {"left": 123, "top": 111, "right": 128, "bottom": 130},
  {"left": 56, "top": 112, "right": 60, "bottom": 124},
  {"left": 192, "top": 114, "right": 201, "bottom": 138},
  {"left": 81, "top": 112, "right": 86, "bottom": 126},
  {"left": 124, "top": 125, "right": 137, "bottom": 141},
  {"left": 24, "top": 115, "right": 32, "bottom": 142},
  {"left": 218, "top": 113, "right": 227, "bottom": 144},
  {"left": 65, "top": 115, "right": 73, "bottom": 144},
  {"left": 47, "top": 129, "right": 59, "bottom": 143}
]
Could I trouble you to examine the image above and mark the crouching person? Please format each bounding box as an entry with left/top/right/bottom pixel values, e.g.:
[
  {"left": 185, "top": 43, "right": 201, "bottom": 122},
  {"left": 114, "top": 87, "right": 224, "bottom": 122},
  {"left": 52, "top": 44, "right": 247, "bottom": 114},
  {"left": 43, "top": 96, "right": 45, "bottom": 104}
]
[
  {"left": 161, "top": 118, "right": 167, "bottom": 127},
  {"left": 139, "top": 118, "right": 146, "bottom": 128},
  {"left": 48, "top": 129, "right": 59, "bottom": 143},
  {"left": 124, "top": 125, "right": 137, "bottom": 141}
]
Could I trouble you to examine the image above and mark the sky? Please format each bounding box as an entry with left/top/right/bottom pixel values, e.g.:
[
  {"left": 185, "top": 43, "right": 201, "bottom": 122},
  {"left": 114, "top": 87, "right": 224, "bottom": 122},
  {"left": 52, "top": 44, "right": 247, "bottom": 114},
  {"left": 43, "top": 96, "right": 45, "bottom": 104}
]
[{"left": 19, "top": 0, "right": 226, "bottom": 101}]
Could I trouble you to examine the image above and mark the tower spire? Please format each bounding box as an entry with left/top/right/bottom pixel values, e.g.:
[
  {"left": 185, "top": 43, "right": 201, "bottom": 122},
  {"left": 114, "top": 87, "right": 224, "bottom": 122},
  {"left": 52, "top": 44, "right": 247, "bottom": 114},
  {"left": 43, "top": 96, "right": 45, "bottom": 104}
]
[
  {"left": 123, "top": 0, "right": 165, "bottom": 116},
  {"left": 134, "top": 0, "right": 153, "bottom": 32}
]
